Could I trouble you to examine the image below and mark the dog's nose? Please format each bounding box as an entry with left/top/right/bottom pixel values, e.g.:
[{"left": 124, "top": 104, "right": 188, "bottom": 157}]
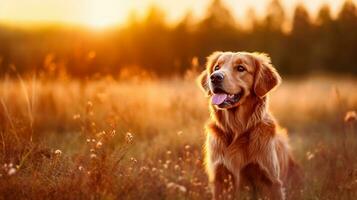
[{"left": 210, "top": 73, "right": 224, "bottom": 84}]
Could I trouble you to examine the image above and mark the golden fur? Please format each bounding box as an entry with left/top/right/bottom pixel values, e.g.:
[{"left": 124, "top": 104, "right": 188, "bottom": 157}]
[{"left": 198, "top": 51, "right": 299, "bottom": 200}]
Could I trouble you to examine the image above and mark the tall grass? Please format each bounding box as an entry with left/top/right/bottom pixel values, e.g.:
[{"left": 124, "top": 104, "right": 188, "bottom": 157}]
[{"left": 0, "top": 75, "right": 356, "bottom": 199}]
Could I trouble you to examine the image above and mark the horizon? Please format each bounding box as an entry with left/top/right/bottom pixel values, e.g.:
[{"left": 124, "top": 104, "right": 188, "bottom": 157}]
[{"left": 0, "top": 0, "right": 354, "bottom": 29}]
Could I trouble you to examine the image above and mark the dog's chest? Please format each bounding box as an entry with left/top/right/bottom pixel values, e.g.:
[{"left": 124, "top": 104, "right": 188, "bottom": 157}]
[{"left": 208, "top": 132, "right": 250, "bottom": 171}]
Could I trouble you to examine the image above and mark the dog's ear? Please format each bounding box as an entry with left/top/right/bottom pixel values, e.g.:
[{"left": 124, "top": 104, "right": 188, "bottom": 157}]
[
  {"left": 197, "top": 51, "right": 222, "bottom": 96},
  {"left": 251, "top": 53, "right": 281, "bottom": 98},
  {"left": 197, "top": 70, "right": 210, "bottom": 96}
]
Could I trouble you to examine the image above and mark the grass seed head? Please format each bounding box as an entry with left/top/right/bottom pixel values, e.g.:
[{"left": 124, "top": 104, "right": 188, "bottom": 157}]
[
  {"left": 126, "top": 132, "right": 133, "bottom": 143},
  {"left": 54, "top": 149, "right": 62, "bottom": 156},
  {"left": 8, "top": 168, "right": 16, "bottom": 176},
  {"left": 96, "top": 141, "right": 103, "bottom": 148},
  {"left": 345, "top": 110, "right": 357, "bottom": 123}
]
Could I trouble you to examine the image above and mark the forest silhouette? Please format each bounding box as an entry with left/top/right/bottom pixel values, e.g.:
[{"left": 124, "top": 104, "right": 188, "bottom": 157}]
[{"left": 0, "top": 0, "right": 356, "bottom": 77}]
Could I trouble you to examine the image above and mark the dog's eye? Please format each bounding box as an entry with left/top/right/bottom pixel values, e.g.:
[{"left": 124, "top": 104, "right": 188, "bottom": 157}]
[
  {"left": 236, "top": 65, "right": 246, "bottom": 72},
  {"left": 214, "top": 65, "right": 220, "bottom": 71}
]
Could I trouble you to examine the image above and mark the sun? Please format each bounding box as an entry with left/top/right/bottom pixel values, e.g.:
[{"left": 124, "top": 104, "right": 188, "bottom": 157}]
[
  {"left": 85, "top": 0, "right": 125, "bottom": 29},
  {"left": 87, "top": 17, "right": 117, "bottom": 29}
]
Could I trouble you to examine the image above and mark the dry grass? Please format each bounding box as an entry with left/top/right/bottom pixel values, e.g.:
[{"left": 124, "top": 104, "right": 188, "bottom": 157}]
[{"left": 0, "top": 75, "right": 357, "bottom": 199}]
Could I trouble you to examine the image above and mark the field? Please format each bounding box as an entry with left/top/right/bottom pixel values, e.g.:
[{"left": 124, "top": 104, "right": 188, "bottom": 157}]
[{"left": 0, "top": 74, "right": 357, "bottom": 199}]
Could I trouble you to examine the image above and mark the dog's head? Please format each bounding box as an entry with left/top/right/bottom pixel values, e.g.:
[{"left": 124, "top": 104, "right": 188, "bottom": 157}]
[{"left": 198, "top": 51, "right": 281, "bottom": 109}]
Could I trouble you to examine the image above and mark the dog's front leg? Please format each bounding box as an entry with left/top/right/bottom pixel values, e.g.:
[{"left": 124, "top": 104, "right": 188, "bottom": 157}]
[
  {"left": 212, "top": 164, "right": 235, "bottom": 200},
  {"left": 257, "top": 145, "right": 285, "bottom": 200}
]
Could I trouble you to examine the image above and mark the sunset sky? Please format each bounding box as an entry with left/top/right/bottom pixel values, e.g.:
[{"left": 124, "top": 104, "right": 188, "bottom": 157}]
[{"left": 0, "top": 0, "right": 354, "bottom": 28}]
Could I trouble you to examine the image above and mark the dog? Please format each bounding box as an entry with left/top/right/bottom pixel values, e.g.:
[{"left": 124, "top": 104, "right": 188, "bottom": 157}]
[{"left": 197, "top": 51, "right": 299, "bottom": 200}]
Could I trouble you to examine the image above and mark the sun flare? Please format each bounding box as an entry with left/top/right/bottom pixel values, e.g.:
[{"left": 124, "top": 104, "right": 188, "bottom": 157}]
[
  {"left": 0, "top": 0, "right": 350, "bottom": 29},
  {"left": 85, "top": 0, "right": 125, "bottom": 28},
  {"left": 87, "top": 16, "right": 118, "bottom": 29}
]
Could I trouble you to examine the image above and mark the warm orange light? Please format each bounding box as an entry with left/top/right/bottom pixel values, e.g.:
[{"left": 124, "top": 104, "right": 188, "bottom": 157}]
[
  {"left": 85, "top": 0, "right": 124, "bottom": 28},
  {"left": 0, "top": 0, "right": 350, "bottom": 29}
]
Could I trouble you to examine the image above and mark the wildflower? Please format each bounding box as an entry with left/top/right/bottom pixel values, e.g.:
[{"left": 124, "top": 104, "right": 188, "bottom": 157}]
[
  {"left": 90, "top": 148, "right": 95, "bottom": 152},
  {"left": 96, "top": 131, "right": 106, "bottom": 137},
  {"left": 54, "top": 149, "right": 62, "bottom": 156},
  {"left": 96, "top": 141, "right": 103, "bottom": 148},
  {"left": 87, "top": 101, "right": 93, "bottom": 107},
  {"left": 91, "top": 139, "right": 96, "bottom": 142},
  {"left": 86, "top": 138, "right": 91, "bottom": 143},
  {"left": 73, "top": 114, "right": 80, "bottom": 120},
  {"left": 163, "top": 164, "right": 168, "bottom": 169},
  {"left": 8, "top": 168, "right": 16, "bottom": 176},
  {"left": 140, "top": 166, "right": 148, "bottom": 172},
  {"left": 166, "top": 182, "right": 187, "bottom": 193},
  {"left": 166, "top": 150, "right": 172, "bottom": 155},
  {"left": 174, "top": 165, "right": 180, "bottom": 170},
  {"left": 345, "top": 110, "right": 357, "bottom": 123},
  {"left": 126, "top": 132, "right": 133, "bottom": 143},
  {"left": 185, "top": 145, "right": 190, "bottom": 150},
  {"left": 130, "top": 157, "right": 137, "bottom": 163},
  {"left": 90, "top": 153, "right": 97, "bottom": 159},
  {"left": 166, "top": 182, "right": 175, "bottom": 188},
  {"left": 110, "top": 130, "right": 116, "bottom": 136},
  {"left": 78, "top": 166, "right": 84, "bottom": 171},
  {"left": 87, "top": 51, "right": 96, "bottom": 60},
  {"left": 306, "top": 151, "right": 314, "bottom": 160},
  {"left": 152, "top": 167, "right": 157, "bottom": 172}
]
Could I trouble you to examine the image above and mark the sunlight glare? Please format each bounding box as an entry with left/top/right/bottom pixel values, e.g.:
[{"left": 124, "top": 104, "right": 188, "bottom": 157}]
[{"left": 86, "top": 0, "right": 124, "bottom": 29}]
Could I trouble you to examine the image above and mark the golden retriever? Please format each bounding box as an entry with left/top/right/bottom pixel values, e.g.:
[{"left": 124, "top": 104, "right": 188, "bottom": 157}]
[{"left": 197, "top": 51, "right": 299, "bottom": 200}]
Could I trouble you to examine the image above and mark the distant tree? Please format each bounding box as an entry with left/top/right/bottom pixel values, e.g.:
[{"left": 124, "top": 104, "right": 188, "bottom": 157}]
[
  {"left": 316, "top": 4, "right": 333, "bottom": 25},
  {"left": 245, "top": 7, "right": 259, "bottom": 31},
  {"left": 0, "top": 27, "right": 11, "bottom": 74},
  {"left": 135, "top": 5, "right": 174, "bottom": 74},
  {"left": 338, "top": 0, "right": 357, "bottom": 24},
  {"left": 247, "top": 0, "right": 286, "bottom": 72},
  {"left": 171, "top": 12, "right": 195, "bottom": 73},
  {"left": 332, "top": 0, "right": 357, "bottom": 74},
  {"left": 144, "top": 5, "right": 167, "bottom": 28},
  {"left": 292, "top": 4, "right": 311, "bottom": 34},
  {"left": 200, "top": 0, "right": 236, "bottom": 29},
  {"left": 287, "top": 4, "right": 314, "bottom": 75},
  {"left": 265, "top": 0, "right": 285, "bottom": 32},
  {"left": 312, "top": 4, "right": 335, "bottom": 71},
  {"left": 195, "top": 0, "right": 239, "bottom": 64}
]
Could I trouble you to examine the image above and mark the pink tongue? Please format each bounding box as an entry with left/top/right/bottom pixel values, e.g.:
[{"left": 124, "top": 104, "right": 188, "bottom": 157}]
[{"left": 212, "top": 94, "right": 227, "bottom": 105}]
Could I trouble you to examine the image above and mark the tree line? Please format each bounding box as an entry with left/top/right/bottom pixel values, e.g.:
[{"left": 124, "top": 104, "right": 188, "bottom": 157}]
[{"left": 0, "top": 0, "right": 356, "bottom": 77}]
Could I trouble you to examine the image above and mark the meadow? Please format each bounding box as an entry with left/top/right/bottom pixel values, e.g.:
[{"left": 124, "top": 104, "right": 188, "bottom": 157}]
[{"left": 0, "top": 74, "right": 357, "bottom": 199}]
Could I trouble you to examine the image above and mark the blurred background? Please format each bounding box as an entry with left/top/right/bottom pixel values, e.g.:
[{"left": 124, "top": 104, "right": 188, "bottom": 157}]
[
  {"left": 0, "top": 0, "right": 356, "bottom": 78},
  {"left": 1, "top": 1, "right": 357, "bottom": 199}
]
